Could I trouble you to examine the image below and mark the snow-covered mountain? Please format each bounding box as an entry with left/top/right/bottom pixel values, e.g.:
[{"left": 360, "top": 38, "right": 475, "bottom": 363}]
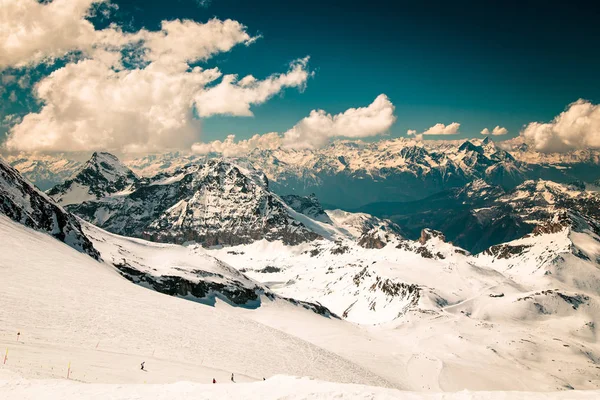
[
  {"left": 1, "top": 155, "right": 336, "bottom": 317},
  {"left": 55, "top": 154, "right": 413, "bottom": 251},
  {"left": 5, "top": 153, "right": 83, "bottom": 190},
  {"left": 48, "top": 152, "right": 139, "bottom": 206},
  {"left": 83, "top": 221, "right": 337, "bottom": 317},
  {"left": 359, "top": 178, "right": 600, "bottom": 253},
  {"left": 65, "top": 159, "right": 322, "bottom": 247},
  {"left": 280, "top": 193, "right": 333, "bottom": 223},
  {"left": 8, "top": 137, "right": 600, "bottom": 208},
  {"left": 5, "top": 151, "right": 600, "bottom": 392},
  {"left": 0, "top": 156, "right": 99, "bottom": 259}
]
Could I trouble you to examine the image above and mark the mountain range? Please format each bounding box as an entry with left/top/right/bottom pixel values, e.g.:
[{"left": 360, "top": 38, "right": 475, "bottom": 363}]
[
  {"left": 7, "top": 137, "right": 600, "bottom": 208},
  {"left": 3, "top": 143, "right": 600, "bottom": 391}
]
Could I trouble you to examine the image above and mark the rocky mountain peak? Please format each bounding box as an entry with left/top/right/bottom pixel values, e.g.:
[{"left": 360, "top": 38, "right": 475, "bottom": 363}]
[
  {"left": 418, "top": 228, "right": 446, "bottom": 245},
  {"left": 0, "top": 156, "right": 99, "bottom": 259},
  {"left": 48, "top": 152, "right": 139, "bottom": 206},
  {"left": 67, "top": 159, "right": 322, "bottom": 247},
  {"left": 458, "top": 140, "right": 484, "bottom": 154}
]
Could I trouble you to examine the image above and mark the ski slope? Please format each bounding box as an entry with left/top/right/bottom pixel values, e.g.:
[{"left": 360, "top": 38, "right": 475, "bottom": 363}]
[
  {"left": 3, "top": 213, "right": 600, "bottom": 396},
  {"left": 0, "top": 215, "right": 389, "bottom": 388},
  {"left": 2, "top": 372, "right": 600, "bottom": 400}
]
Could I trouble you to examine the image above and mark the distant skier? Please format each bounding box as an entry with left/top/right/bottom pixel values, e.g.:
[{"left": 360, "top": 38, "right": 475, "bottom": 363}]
[
  {"left": 212, "top": 378, "right": 216, "bottom": 384},
  {"left": 231, "top": 373, "right": 235, "bottom": 383},
  {"left": 140, "top": 361, "right": 145, "bottom": 371}
]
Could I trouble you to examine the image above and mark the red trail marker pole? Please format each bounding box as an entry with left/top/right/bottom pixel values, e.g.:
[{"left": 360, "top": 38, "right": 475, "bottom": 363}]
[{"left": 3, "top": 348, "right": 7, "bottom": 365}]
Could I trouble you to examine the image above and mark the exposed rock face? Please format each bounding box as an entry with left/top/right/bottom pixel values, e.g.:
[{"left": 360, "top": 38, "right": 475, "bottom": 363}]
[
  {"left": 48, "top": 152, "right": 139, "bottom": 205},
  {"left": 69, "top": 160, "right": 321, "bottom": 247},
  {"left": 343, "top": 266, "right": 421, "bottom": 320},
  {"left": 483, "top": 244, "right": 533, "bottom": 259},
  {"left": 357, "top": 226, "right": 401, "bottom": 249},
  {"left": 113, "top": 260, "right": 264, "bottom": 306},
  {"left": 418, "top": 228, "right": 446, "bottom": 245},
  {"left": 112, "top": 260, "right": 338, "bottom": 318},
  {"left": 0, "top": 157, "right": 99, "bottom": 259},
  {"left": 281, "top": 193, "right": 333, "bottom": 223},
  {"left": 361, "top": 179, "right": 600, "bottom": 254}
]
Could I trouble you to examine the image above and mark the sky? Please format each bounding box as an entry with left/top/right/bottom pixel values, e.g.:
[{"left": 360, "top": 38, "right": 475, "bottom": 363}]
[{"left": 1, "top": 0, "right": 600, "bottom": 154}]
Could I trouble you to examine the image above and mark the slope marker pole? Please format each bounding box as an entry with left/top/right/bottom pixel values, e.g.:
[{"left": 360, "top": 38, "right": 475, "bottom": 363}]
[
  {"left": 67, "top": 361, "right": 71, "bottom": 379},
  {"left": 3, "top": 348, "right": 7, "bottom": 365}
]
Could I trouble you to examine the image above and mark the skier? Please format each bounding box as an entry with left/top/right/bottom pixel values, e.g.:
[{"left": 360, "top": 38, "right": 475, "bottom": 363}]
[
  {"left": 231, "top": 373, "right": 234, "bottom": 383},
  {"left": 140, "top": 361, "right": 145, "bottom": 371},
  {"left": 212, "top": 378, "right": 216, "bottom": 384}
]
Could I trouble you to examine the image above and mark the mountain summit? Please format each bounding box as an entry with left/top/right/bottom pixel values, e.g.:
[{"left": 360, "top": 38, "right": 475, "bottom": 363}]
[
  {"left": 67, "top": 159, "right": 322, "bottom": 247},
  {"left": 48, "top": 152, "right": 139, "bottom": 205}
]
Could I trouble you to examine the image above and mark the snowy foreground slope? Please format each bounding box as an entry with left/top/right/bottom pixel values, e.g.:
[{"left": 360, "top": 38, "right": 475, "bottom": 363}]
[
  {"left": 2, "top": 372, "right": 600, "bottom": 400},
  {"left": 4, "top": 213, "right": 600, "bottom": 397},
  {"left": 0, "top": 215, "right": 388, "bottom": 388}
]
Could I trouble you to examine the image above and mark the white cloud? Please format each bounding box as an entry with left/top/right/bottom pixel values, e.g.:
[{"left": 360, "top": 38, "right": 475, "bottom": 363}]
[
  {"left": 406, "top": 122, "right": 460, "bottom": 137},
  {"left": 140, "top": 19, "right": 255, "bottom": 68},
  {"left": 281, "top": 94, "right": 396, "bottom": 149},
  {"left": 422, "top": 122, "right": 460, "bottom": 135},
  {"left": 193, "top": 57, "right": 311, "bottom": 117},
  {"left": 5, "top": 54, "right": 310, "bottom": 153},
  {"left": 521, "top": 99, "right": 600, "bottom": 153},
  {"left": 481, "top": 126, "right": 508, "bottom": 136},
  {"left": 191, "top": 132, "right": 282, "bottom": 156},
  {"left": 0, "top": 0, "right": 122, "bottom": 69},
  {"left": 5, "top": 58, "right": 220, "bottom": 153},
  {"left": 191, "top": 95, "right": 396, "bottom": 154},
  {"left": 2, "top": 1, "right": 311, "bottom": 153}
]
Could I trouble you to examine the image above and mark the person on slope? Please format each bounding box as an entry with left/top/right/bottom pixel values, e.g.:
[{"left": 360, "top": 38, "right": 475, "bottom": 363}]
[
  {"left": 231, "top": 373, "right": 235, "bottom": 383},
  {"left": 213, "top": 378, "right": 216, "bottom": 384},
  {"left": 141, "top": 361, "right": 145, "bottom": 371}
]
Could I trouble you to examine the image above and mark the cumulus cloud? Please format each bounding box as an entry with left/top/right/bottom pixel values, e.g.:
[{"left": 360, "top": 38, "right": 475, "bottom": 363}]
[
  {"left": 0, "top": 0, "right": 124, "bottom": 69},
  {"left": 140, "top": 19, "right": 256, "bottom": 68},
  {"left": 191, "top": 132, "right": 283, "bottom": 156},
  {"left": 194, "top": 57, "right": 311, "bottom": 117},
  {"left": 481, "top": 126, "right": 508, "bottom": 136},
  {"left": 521, "top": 99, "right": 600, "bottom": 153},
  {"left": 191, "top": 95, "right": 396, "bottom": 154},
  {"left": 5, "top": 55, "right": 310, "bottom": 153},
  {"left": 2, "top": 1, "right": 311, "bottom": 153},
  {"left": 280, "top": 94, "right": 395, "bottom": 149},
  {"left": 406, "top": 122, "right": 460, "bottom": 138},
  {"left": 422, "top": 122, "right": 460, "bottom": 135},
  {"left": 6, "top": 58, "right": 218, "bottom": 153}
]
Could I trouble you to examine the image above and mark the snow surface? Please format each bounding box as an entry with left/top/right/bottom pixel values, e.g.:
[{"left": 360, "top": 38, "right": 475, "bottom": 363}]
[
  {"left": 206, "top": 231, "right": 600, "bottom": 391},
  {"left": 2, "top": 372, "right": 600, "bottom": 400},
  {"left": 4, "top": 182, "right": 600, "bottom": 396},
  {"left": 0, "top": 215, "right": 389, "bottom": 389}
]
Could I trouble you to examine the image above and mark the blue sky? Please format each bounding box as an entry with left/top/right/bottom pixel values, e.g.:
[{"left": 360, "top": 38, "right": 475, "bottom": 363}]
[
  {"left": 2, "top": 0, "right": 600, "bottom": 151},
  {"left": 114, "top": 0, "right": 600, "bottom": 141}
]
